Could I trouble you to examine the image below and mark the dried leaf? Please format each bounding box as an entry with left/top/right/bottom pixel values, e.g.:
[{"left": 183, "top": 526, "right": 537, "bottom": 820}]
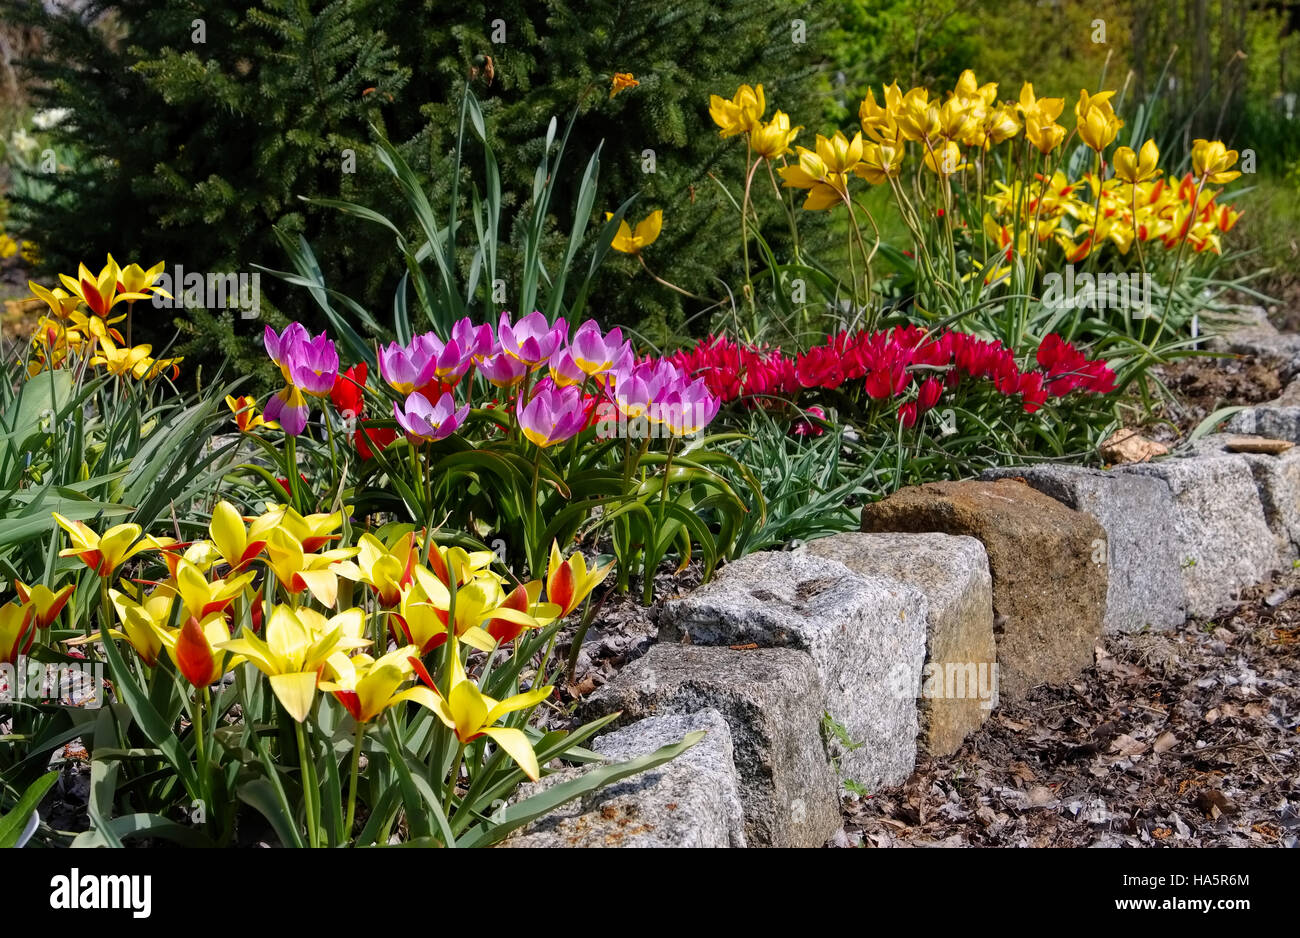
[{"left": 1100, "top": 427, "right": 1170, "bottom": 465}]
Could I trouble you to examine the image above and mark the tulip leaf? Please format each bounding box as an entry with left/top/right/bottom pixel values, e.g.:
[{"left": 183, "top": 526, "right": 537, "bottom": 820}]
[
  {"left": 97, "top": 619, "right": 200, "bottom": 798},
  {"left": 0, "top": 771, "right": 58, "bottom": 848},
  {"left": 72, "top": 813, "right": 216, "bottom": 848},
  {"left": 240, "top": 776, "right": 306, "bottom": 849},
  {"left": 456, "top": 731, "right": 704, "bottom": 848}
]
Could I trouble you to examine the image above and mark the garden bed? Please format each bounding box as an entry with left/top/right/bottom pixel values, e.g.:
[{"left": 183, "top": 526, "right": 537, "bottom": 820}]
[{"left": 842, "top": 570, "right": 1300, "bottom": 848}]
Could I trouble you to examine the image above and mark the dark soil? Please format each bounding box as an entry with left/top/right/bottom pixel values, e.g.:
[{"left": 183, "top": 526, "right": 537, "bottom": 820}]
[
  {"left": 1145, "top": 352, "right": 1286, "bottom": 444},
  {"left": 555, "top": 561, "right": 703, "bottom": 705},
  {"left": 840, "top": 569, "right": 1300, "bottom": 848}
]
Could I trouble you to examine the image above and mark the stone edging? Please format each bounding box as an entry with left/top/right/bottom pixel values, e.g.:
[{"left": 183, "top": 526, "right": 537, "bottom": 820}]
[{"left": 501, "top": 320, "right": 1300, "bottom": 849}]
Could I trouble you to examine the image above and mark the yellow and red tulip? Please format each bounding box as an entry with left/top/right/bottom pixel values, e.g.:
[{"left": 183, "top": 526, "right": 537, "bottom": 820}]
[
  {"left": 14, "top": 581, "right": 74, "bottom": 628},
  {"left": 216, "top": 604, "right": 368, "bottom": 722},
  {"left": 545, "top": 541, "right": 613, "bottom": 618},
  {"left": 411, "top": 636, "right": 552, "bottom": 780},
  {"left": 53, "top": 513, "right": 177, "bottom": 579}
]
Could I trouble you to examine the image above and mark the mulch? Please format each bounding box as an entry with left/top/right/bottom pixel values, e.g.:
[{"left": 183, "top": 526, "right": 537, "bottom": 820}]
[{"left": 840, "top": 569, "right": 1300, "bottom": 848}]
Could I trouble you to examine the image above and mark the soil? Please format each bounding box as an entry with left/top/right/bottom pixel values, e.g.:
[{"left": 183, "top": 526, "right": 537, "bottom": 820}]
[
  {"left": 839, "top": 569, "right": 1300, "bottom": 848},
  {"left": 1144, "top": 352, "right": 1286, "bottom": 444}
]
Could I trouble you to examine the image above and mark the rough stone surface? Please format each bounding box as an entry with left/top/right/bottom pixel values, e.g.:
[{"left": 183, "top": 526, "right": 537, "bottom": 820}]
[
  {"left": 802, "top": 532, "right": 996, "bottom": 757},
  {"left": 859, "top": 478, "right": 1108, "bottom": 700},
  {"left": 657, "top": 550, "right": 926, "bottom": 790},
  {"left": 980, "top": 465, "right": 1187, "bottom": 632},
  {"left": 1207, "top": 308, "right": 1300, "bottom": 375},
  {"left": 1189, "top": 434, "right": 1300, "bottom": 565},
  {"left": 583, "top": 643, "right": 841, "bottom": 847},
  {"left": 1225, "top": 405, "right": 1300, "bottom": 443},
  {"left": 501, "top": 709, "right": 746, "bottom": 848},
  {"left": 1114, "top": 455, "right": 1278, "bottom": 618}
]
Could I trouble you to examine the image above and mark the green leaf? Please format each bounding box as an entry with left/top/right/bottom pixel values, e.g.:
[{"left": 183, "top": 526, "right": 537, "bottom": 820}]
[
  {"left": 456, "top": 731, "right": 704, "bottom": 848},
  {"left": 0, "top": 771, "right": 58, "bottom": 848}
]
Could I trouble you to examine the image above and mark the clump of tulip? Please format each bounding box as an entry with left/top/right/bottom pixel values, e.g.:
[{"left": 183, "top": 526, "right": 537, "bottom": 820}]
[
  {"left": 668, "top": 326, "right": 1115, "bottom": 430},
  {"left": 39, "top": 497, "right": 614, "bottom": 846},
  {"left": 24, "top": 256, "right": 181, "bottom": 381},
  {"left": 700, "top": 71, "right": 1244, "bottom": 335},
  {"left": 244, "top": 312, "right": 722, "bottom": 458}
]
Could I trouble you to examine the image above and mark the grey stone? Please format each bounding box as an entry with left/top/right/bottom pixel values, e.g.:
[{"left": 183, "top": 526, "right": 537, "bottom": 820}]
[
  {"left": 1207, "top": 307, "right": 1300, "bottom": 379},
  {"left": 981, "top": 465, "right": 1187, "bottom": 632},
  {"left": 501, "top": 709, "right": 745, "bottom": 848},
  {"left": 658, "top": 551, "right": 927, "bottom": 790},
  {"left": 584, "top": 643, "right": 841, "bottom": 848},
  {"left": 803, "top": 532, "right": 996, "bottom": 757},
  {"left": 1225, "top": 405, "right": 1300, "bottom": 443},
  {"left": 1114, "top": 455, "right": 1278, "bottom": 618},
  {"left": 1188, "top": 434, "right": 1300, "bottom": 564}
]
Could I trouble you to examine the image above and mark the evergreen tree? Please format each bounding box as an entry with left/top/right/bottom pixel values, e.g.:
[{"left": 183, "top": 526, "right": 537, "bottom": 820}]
[{"left": 5, "top": 0, "right": 831, "bottom": 374}]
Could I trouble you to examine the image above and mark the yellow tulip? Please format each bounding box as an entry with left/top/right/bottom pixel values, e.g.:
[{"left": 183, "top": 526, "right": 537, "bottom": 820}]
[
  {"left": 52, "top": 513, "right": 177, "bottom": 579},
  {"left": 115, "top": 258, "right": 172, "bottom": 300},
  {"left": 225, "top": 394, "right": 278, "bottom": 433},
  {"left": 1113, "top": 139, "right": 1160, "bottom": 183},
  {"left": 250, "top": 505, "right": 347, "bottom": 553},
  {"left": 779, "top": 148, "right": 849, "bottom": 210},
  {"left": 609, "top": 72, "right": 638, "bottom": 99},
  {"left": 319, "top": 646, "right": 436, "bottom": 724},
  {"left": 923, "top": 140, "right": 967, "bottom": 177},
  {"left": 354, "top": 531, "right": 417, "bottom": 607},
  {"left": 1017, "top": 82, "right": 1064, "bottom": 125},
  {"left": 58, "top": 258, "right": 150, "bottom": 319},
  {"left": 1024, "top": 117, "right": 1066, "bottom": 155},
  {"left": 14, "top": 580, "right": 74, "bottom": 628},
  {"left": 207, "top": 500, "right": 268, "bottom": 572},
  {"left": 896, "top": 87, "right": 940, "bottom": 143},
  {"left": 1191, "top": 139, "right": 1241, "bottom": 184},
  {"left": 0, "top": 601, "right": 36, "bottom": 665},
  {"left": 413, "top": 636, "right": 552, "bottom": 780},
  {"left": 954, "top": 69, "right": 998, "bottom": 108},
  {"left": 853, "top": 143, "right": 903, "bottom": 185},
  {"left": 89, "top": 336, "right": 167, "bottom": 379},
  {"left": 708, "top": 83, "right": 765, "bottom": 138},
  {"left": 749, "top": 110, "right": 800, "bottom": 160},
  {"left": 263, "top": 527, "right": 359, "bottom": 607},
  {"left": 166, "top": 557, "right": 256, "bottom": 620},
  {"left": 216, "top": 604, "right": 369, "bottom": 722},
  {"left": 545, "top": 540, "right": 613, "bottom": 618},
  {"left": 606, "top": 211, "right": 663, "bottom": 255},
  {"left": 1075, "top": 89, "right": 1122, "bottom": 152},
  {"left": 153, "top": 612, "right": 243, "bottom": 689},
  {"left": 66, "top": 583, "right": 173, "bottom": 667},
  {"left": 27, "top": 281, "right": 81, "bottom": 319}
]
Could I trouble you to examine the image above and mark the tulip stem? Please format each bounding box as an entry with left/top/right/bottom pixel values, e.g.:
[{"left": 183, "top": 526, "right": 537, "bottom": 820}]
[
  {"left": 192, "top": 686, "right": 210, "bottom": 827},
  {"left": 444, "top": 742, "right": 466, "bottom": 816},
  {"left": 345, "top": 720, "right": 365, "bottom": 842},
  {"left": 295, "top": 720, "right": 320, "bottom": 848}
]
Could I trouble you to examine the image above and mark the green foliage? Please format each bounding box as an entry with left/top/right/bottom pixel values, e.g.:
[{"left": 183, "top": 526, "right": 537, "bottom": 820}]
[{"left": 6, "top": 0, "right": 829, "bottom": 377}]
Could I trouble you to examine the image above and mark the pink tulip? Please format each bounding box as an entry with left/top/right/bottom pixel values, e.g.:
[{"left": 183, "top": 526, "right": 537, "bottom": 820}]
[
  {"left": 548, "top": 347, "right": 587, "bottom": 387},
  {"left": 498, "top": 311, "right": 568, "bottom": 367},
  {"left": 264, "top": 323, "right": 338, "bottom": 397},
  {"left": 517, "top": 379, "right": 587, "bottom": 448},
  {"left": 393, "top": 391, "right": 469, "bottom": 442},
  {"left": 569, "top": 320, "right": 625, "bottom": 376},
  {"left": 479, "top": 352, "right": 527, "bottom": 388},
  {"left": 264, "top": 385, "right": 310, "bottom": 436},
  {"left": 451, "top": 317, "right": 495, "bottom": 362}
]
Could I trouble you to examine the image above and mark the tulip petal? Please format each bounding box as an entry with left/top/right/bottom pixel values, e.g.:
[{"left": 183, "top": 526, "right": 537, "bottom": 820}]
[
  {"left": 482, "top": 727, "right": 541, "bottom": 781},
  {"left": 270, "top": 671, "right": 319, "bottom": 723}
]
